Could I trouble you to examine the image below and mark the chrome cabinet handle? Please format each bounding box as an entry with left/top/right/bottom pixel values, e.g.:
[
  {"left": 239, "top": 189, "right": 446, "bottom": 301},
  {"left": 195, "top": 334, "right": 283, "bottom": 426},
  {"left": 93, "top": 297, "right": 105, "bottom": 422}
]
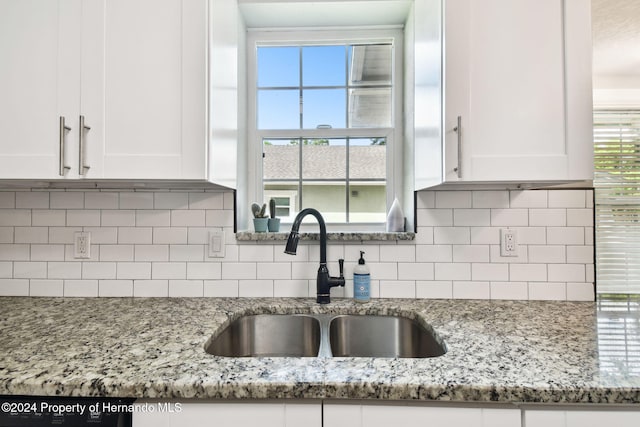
[
  {"left": 453, "top": 115, "right": 462, "bottom": 178},
  {"left": 79, "top": 115, "right": 91, "bottom": 175},
  {"left": 59, "top": 116, "right": 71, "bottom": 176}
]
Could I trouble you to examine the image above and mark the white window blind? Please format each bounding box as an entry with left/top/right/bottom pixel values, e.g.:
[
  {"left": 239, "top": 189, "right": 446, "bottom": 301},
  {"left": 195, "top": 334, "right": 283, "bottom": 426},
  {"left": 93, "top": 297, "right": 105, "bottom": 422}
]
[{"left": 594, "top": 110, "right": 640, "bottom": 294}]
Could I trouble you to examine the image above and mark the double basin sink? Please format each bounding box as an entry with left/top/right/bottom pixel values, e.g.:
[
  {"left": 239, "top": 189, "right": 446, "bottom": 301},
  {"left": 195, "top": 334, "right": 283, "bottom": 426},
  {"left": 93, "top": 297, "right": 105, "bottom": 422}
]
[{"left": 205, "top": 314, "right": 446, "bottom": 358}]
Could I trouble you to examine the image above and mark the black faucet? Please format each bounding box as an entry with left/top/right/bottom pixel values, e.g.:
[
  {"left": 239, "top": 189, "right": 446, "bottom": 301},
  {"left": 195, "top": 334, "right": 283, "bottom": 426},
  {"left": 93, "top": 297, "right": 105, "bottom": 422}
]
[{"left": 284, "top": 208, "right": 345, "bottom": 304}]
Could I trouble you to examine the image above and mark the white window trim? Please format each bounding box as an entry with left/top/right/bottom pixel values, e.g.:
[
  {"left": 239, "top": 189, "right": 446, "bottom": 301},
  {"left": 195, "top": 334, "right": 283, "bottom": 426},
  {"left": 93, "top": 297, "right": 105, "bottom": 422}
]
[{"left": 246, "top": 28, "right": 404, "bottom": 231}]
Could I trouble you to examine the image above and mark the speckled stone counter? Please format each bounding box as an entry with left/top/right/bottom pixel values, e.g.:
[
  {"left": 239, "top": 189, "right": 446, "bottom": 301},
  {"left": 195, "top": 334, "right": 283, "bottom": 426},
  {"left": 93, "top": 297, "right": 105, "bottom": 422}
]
[{"left": 1, "top": 297, "right": 639, "bottom": 404}]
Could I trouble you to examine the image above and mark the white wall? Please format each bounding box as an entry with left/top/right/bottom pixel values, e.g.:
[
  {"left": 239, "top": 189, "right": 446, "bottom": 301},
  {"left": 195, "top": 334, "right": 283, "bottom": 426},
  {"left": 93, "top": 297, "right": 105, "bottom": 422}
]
[{"left": 0, "top": 188, "right": 594, "bottom": 301}]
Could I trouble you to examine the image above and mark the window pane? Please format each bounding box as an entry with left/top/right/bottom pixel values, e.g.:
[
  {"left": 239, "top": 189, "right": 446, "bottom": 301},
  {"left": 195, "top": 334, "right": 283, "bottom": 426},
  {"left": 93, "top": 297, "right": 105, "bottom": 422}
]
[
  {"left": 303, "top": 89, "right": 346, "bottom": 129},
  {"left": 349, "top": 44, "right": 392, "bottom": 86},
  {"left": 258, "top": 90, "right": 299, "bottom": 129},
  {"left": 263, "top": 138, "right": 299, "bottom": 180},
  {"left": 302, "top": 182, "right": 346, "bottom": 224},
  {"left": 258, "top": 47, "right": 299, "bottom": 87},
  {"left": 349, "top": 138, "right": 386, "bottom": 223},
  {"left": 349, "top": 87, "right": 392, "bottom": 128},
  {"left": 302, "top": 138, "right": 346, "bottom": 180},
  {"left": 303, "top": 45, "right": 346, "bottom": 87}
]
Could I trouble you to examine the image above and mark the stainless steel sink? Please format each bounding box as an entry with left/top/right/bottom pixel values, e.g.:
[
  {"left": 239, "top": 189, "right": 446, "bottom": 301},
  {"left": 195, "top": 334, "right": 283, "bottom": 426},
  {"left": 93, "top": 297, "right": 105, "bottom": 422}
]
[
  {"left": 205, "top": 313, "right": 446, "bottom": 358},
  {"left": 329, "top": 315, "right": 446, "bottom": 358},
  {"left": 205, "top": 314, "right": 321, "bottom": 357}
]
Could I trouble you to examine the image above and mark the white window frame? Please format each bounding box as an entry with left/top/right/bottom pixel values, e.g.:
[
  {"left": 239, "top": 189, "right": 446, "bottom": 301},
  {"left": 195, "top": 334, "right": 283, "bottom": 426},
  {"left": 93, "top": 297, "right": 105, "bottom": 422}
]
[{"left": 246, "top": 28, "right": 404, "bottom": 231}]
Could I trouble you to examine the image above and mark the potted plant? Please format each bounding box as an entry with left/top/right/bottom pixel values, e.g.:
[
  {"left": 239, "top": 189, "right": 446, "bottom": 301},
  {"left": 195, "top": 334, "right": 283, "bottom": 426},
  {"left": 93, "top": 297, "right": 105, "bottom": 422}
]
[
  {"left": 267, "top": 198, "right": 280, "bottom": 232},
  {"left": 251, "top": 203, "right": 269, "bottom": 233}
]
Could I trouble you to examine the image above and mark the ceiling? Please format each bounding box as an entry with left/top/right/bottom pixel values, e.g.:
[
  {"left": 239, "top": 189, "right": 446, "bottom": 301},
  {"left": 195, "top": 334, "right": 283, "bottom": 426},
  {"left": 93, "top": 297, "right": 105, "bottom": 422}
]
[{"left": 592, "top": 0, "right": 640, "bottom": 86}]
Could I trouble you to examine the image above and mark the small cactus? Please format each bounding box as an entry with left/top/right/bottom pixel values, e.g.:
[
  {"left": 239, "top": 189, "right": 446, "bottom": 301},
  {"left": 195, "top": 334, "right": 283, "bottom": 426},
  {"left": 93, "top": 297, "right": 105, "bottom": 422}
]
[
  {"left": 251, "top": 202, "right": 268, "bottom": 218},
  {"left": 269, "top": 198, "right": 277, "bottom": 219}
]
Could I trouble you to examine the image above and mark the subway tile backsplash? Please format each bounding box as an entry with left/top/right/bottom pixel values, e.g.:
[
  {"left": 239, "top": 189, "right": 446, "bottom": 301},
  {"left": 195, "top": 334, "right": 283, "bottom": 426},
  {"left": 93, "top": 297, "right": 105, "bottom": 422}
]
[{"left": 0, "top": 188, "right": 594, "bottom": 301}]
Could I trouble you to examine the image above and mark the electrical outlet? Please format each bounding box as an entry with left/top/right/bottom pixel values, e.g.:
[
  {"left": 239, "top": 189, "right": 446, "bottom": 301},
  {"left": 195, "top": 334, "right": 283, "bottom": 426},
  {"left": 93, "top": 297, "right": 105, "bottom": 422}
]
[
  {"left": 74, "top": 231, "right": 91, "bottom": 259},
  {"left": 500, "top": 228, "right": 518, "bottom": 257},
  {"left": 208, "top": 230, "right": 225, "bottom": 258}
]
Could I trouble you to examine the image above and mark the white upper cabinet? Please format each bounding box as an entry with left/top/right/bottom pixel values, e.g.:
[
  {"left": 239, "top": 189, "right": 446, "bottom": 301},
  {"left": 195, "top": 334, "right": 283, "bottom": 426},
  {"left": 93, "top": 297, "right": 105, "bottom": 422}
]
[
  {"left": 0, "top": 0, "right": 208, "bottom": 182},
  {"left": 416, "top": 0, "right": 594, "bottom": 188}
]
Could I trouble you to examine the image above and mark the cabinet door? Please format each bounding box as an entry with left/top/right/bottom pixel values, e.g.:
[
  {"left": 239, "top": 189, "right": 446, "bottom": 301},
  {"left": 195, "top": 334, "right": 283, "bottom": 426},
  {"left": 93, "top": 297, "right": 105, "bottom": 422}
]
[
  {"left": 0, "top": 0, "right": 81, "bottom": 179},
  {"left": 525, "top": 409, "right": 640, "bottom": 427},
  {"left": 444, "top": 0, "right": 592, "bottom": 183},
  {"left": 82, "top": 0, "right": 207, "bottom": 180}
]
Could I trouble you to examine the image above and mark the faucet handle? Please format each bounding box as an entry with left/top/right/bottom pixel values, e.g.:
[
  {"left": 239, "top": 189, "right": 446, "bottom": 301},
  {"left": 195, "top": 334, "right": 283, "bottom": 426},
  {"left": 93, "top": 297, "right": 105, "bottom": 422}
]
[{"left": 338, "top": 258, "right": 344, "bottom": 278}]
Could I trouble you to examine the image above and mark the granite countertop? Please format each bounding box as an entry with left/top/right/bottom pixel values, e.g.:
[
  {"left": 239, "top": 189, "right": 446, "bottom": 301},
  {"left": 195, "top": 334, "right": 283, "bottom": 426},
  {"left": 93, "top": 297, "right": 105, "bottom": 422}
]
[{"left": 0, "top": 297, "right": 639, "bottom": 404}]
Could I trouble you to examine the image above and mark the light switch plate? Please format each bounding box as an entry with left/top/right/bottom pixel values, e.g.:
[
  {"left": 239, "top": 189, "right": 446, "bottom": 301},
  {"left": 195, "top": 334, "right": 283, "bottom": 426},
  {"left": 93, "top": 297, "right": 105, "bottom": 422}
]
[{"left": 208, "top": 230, "right": 225, "bottom": 258}]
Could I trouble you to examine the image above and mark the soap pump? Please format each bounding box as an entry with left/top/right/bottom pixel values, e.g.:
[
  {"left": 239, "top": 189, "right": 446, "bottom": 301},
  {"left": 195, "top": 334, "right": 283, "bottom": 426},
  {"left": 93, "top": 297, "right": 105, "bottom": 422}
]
[{"left": 353, "top": 251, "right": 370, "bottom": 303}]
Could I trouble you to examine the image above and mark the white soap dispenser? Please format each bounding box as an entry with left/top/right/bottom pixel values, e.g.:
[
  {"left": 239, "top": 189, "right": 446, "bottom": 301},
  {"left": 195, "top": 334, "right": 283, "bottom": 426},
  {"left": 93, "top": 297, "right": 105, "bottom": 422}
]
[{"left": 354, "top": 251, "right": 370, "bottom": 303}]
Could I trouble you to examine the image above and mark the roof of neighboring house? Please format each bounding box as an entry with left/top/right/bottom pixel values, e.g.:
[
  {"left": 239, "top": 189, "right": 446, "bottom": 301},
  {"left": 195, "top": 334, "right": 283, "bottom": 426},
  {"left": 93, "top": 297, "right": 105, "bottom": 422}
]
[{"left": 263, "top": 145, "right": 386, "bottom": 180}]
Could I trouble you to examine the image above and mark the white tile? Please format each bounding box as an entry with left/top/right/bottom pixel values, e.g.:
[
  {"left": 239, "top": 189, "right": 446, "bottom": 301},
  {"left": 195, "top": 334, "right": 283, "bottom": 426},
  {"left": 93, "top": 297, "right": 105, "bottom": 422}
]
[
  {"left": 435, "top": 263, "right": 471, "bottom": 280},
  {"left": 567, "top": 246, "right": 593, "bottom": 263},
  {"left": 31, "top": 244, "right": 65, "bottom": 261},
  {"left": 274, "top": 280, "right": 309, "bottom": 297},
  {"left": 50, "top": 192, "right": 84, "bottom": 209},
  {"left": 470, "top": 227, "right": 500, "bottom": 245},
  {"left": 136, "top": 210, "right": 171, "bottom": 226},
  {"left": 134, "top": 245, "right": 169, "bottom": 262},
  {"left": 170, "top": 245, "right": 204, "bottom": 262},
  {"left": 171, "top": 210, "right": 206, "bottom": 227},
  {"left": 48, "top": 262, "right": 82, "bottom": 279},
  {"left": 83, "top": 262, "right": 116, "bottom": 279},
  {"left": 585, "top": 227, "right": 594, "bottom": 245},
  {"left": 471, "top": 263, "right": 509, "bottom": 281},
  {"left": 239, "top": 279, "right": 274, "bottom": 297},
  {"left": 239, "top": 244, "right": 274, "bottom": 262},
  {"left": 117, "top": 262, "right": 151, "bottom": 280},
  {"left": 586, "top": 264, "right": 595, "bottom": 283},
  {"left": 308, "top": 244, "right": 344, "bottom": 263},
  {"left": 100, "top": 245, "right": 134, "bottom": 261},
  {"left": 379, "top": 245, "right": 415, "bottom": 262},
  {"left": 416, "top": 281, "right": 453, "bottom": 299},
  {"left": 453, "top": 281, "right": 490, "bottom": 299},
  {"left": 83, "top": 227, "right": 118, "bottom": 244},
  {"left": 528, "top": 245, "right": 566, "bottom": 263},
  {"left": 189, "top": 192, "right": 224, "bottom": 210},
  {"left": 528, "top": 282, "right": 566, "bottom": 300},
  {"left": 509, "top": 264, "right": 547, "bottom": 282},
  {"left": 206, "top": 210, "right": 235, "bottom": 227},
  {"left": 367, "top": 263, "right": 398, "bottom": 280},
  {"left": 416, "top": 209, "right": 453, "bottom": 226},
  {"left": 118, "top": 227, "right": 152, "bottom": 244},
  {"left": 223, "top": 191, "right": 235, "bottom": 210},
  {"left": 15, "top": 227, "right": 48, "bottom": 244},
  {"left": 134, "top": 280, "right": 169, "bottom": 297},
  {"left": 586, "top": 190, "right": 594, "bottom": 208},
  {"left": 98, "top": 280, "right": 134, "bottom": 297},
  {"left": 101, "top": 210, "right": 136, "bottom": 226},
  {"left": 509, "top": 190, "right": 548, "bottom": 208},
  {"left": 343, "top": 245, "right": 379, "bottom": 264},
  {"left": 275, "top": 243, "right": 309, "bottom": 262},
  {"left": 187, "top": 262, "right": 222, "bottom": 280},
  {"left": 490, "top": 282, "right": 528, "bottom": 300},
  {"left": 0, "top": 228, "right": 13, "bottom": 244},
  {"left": 64, "top": 244, "right": 99, "bottom": 262},
  {"left": 398, "top": 262, "right": 434, "bottom": 280},
  {"left": 380, "top": 281, "right": 416, "bottom": 298},
  {"left": 567, "top": 209, "right": 593, "bottom": 226},
  {"left": 222, "top": 262, "right": 257, "bottom": 280},
  {"left": 529, "top": 209, "right": 566, "bottom": 226},
  {"left": 416, "top": 191, "right": 435, "bottom": 209},
  {"left": 14, "top": 262, "right": 47, "bottom": 279},
  {"left": 257, "top": 262, "right": 292, "bottom": 280},
  {"left": 548, "top": 264, "right": 585, "bottom": 282},
  {"left": 66, "top": 210, "right": 100, "bottom": 226},
  {"left": 32, "top": 210, "right": 66, "bottom": 226},
  {"left": 435, "top": 191, "right": 472, "bottom": 208},
  {"left": 63, "top": 280, "right": 99, "bottom": 297},
  {"left": 152, "top": 262, "right": 186, "bottom": 279},
  {"left": 0, "top": 210, "right": 31, "bottom": 226},
  {"left": 473, "top": 191, "right": 509, "bottom": 208},
  {"left": 453, "top": 209, "right": 491, "bottom": 226},
  {"left": 155, "top": 192, "right": 189, "bottom": 209},
  {"left": 434, "top": 227, "right": 470, "bottom": 244},
  {"left": 548, "top": 190, "right": 586, "bottom": 208},
  {"left": 204, "top": 280, "right": 239, "bottom": 297},
  {"left": 291, "top": 262, "right": 317, "bottom": 280},
  {"left": 0, "top": 262, "right": 12, "bottom": 278},
  {"left": 567, "top": 282, "right": 595, "bottom": 301},
  {"left": 85, "top": 192, "right": 119, "bottom": 209},
  {"left": 414, "top": 227, "right": 434, "bottom": 245},
  {"left": 186, "top": 227, "right": 209, "bottom": 244},
  {"left": 29, "top": 280, "right": 64, "bottom": 297},
  {"left": 547, "top": 227, "right": 584, "bottom": 245},
  {"left": 489, "top": 244, "right": 529, "bottom": 263},
  {"left": 169, "top": 280, "right": 204, "bottom": 297},
  {"left": 517, "top": 227, "right": 547, "bottom": 245},
  {"left": 120, "top": 192, "right": 154, "bottom": 209},
  {"left": 453, "top": 245, "right": 489, "bottom": 263},
  {"left": 0, "top": 279, "right": 29, "bottom": 296},
  {"left": 0, "top": 192, "right": 15, "bottom": 208},
  {"left": 16, "top": 192, "right": 49, "bottom": 209},
  {"left": 0, "top": 244, "right": 30, "bottom": 261},
  {"left": 490, "top": 209, "right": 529, "bottom": 226}
]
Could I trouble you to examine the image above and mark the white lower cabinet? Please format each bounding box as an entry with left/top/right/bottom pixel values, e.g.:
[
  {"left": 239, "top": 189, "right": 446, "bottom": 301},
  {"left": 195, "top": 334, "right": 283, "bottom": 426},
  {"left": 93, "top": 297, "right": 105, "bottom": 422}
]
[{"left": 525, "top": 408, "right": 640, "bottom": 427}]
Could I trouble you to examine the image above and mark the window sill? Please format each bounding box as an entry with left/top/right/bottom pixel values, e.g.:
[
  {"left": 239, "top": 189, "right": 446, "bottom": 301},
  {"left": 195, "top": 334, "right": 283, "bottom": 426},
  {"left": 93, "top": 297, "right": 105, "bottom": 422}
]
[{"left": 235, "top": 231, "right": 415, "bottom": 242}]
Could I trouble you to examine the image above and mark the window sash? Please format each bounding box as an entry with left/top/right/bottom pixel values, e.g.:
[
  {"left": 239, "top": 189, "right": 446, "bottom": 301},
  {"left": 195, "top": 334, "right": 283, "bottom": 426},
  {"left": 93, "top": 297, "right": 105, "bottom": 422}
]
[{"left": 594, "top": 110, "right": 640, "bottom": 294}]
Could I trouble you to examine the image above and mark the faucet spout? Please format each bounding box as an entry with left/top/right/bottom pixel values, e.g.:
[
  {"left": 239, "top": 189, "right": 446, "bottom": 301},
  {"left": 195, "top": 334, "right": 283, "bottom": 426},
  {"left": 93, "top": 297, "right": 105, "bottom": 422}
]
[{"left": 284, "top": 208, "right": 344, "bottom": 304}]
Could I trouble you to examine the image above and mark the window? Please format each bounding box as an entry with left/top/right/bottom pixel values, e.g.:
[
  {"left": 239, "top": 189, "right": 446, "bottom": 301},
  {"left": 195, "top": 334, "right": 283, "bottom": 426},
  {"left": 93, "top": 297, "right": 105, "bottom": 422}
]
[
  {"left": 248, "top": 30, "right": 403, "bottom": 229},
  {"left": 594, "top": 110, "right": 640, "bottom": 294}
]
